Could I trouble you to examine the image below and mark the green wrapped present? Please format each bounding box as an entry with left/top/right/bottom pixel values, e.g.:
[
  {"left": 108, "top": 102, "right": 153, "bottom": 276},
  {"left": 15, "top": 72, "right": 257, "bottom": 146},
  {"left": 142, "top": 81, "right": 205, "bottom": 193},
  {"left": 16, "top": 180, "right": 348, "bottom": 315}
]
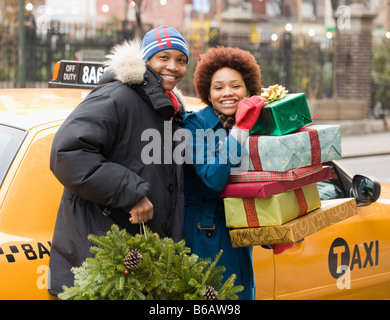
[{"left": 250, "top": 93, "right": 312, "bottom": 136}]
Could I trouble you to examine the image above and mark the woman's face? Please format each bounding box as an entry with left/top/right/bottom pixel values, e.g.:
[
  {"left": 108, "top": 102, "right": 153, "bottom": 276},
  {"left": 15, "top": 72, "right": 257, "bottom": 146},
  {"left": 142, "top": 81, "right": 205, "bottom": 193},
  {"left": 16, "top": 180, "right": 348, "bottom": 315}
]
[{"left": 208, "top": 67, "right": 247, "bottom": 117}]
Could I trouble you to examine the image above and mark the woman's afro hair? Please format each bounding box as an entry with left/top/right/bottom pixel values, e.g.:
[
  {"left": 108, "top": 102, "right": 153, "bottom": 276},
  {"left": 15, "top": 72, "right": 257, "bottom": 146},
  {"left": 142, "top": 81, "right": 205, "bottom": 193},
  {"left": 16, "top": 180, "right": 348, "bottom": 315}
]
[{"left": 194, "top": 46, "right": 262, "bottom": 105}]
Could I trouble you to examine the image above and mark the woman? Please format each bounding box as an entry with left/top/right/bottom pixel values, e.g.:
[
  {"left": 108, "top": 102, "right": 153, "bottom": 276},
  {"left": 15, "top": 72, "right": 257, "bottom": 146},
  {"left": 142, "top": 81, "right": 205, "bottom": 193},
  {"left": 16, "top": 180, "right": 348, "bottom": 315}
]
[
  {"left": 182, "top": 47, "right": 265, "bottom": 299},
  {"left": 49, "top": 26, "right": 189, "bottom": 296}
]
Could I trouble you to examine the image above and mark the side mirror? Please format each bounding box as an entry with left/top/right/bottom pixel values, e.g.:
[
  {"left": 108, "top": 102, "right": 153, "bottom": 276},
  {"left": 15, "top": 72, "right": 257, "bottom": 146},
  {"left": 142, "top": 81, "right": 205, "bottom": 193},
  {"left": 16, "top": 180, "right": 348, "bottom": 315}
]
[{"left": 350, "top": 174, "right": 381, "bottom": 203}]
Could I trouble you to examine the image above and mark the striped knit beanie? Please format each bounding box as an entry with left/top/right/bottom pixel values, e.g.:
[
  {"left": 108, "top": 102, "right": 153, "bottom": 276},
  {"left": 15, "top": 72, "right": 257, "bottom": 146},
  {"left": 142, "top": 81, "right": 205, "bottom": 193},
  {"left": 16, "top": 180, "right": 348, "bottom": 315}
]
[{"left": 141, "top": 25, "right": 189, "bottom": 64}]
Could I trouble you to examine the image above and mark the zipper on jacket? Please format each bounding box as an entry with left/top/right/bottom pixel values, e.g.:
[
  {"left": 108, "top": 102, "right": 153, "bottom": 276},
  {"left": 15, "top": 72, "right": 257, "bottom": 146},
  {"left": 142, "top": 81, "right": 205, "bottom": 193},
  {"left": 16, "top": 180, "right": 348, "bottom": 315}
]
[
  {"left": 102, "top": 207, "right": 111, "bottom": 216},
  {"left": 167, "top": 163, "right": 175, "bottom": 236}
]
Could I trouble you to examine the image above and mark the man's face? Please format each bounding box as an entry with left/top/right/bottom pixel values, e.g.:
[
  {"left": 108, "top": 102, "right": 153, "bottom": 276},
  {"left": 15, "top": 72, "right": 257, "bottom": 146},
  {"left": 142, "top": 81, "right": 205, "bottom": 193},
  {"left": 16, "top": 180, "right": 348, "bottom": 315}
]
[{"left": 147, "top": 49, "right": 187, "bottom": 91}]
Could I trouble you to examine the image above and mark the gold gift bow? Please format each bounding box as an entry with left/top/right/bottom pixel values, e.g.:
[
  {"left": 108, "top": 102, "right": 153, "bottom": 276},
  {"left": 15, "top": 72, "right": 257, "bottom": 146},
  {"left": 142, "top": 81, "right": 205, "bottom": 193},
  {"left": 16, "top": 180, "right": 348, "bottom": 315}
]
[{"left": 260, "top": 84, "right": 288, "bottom": 103}]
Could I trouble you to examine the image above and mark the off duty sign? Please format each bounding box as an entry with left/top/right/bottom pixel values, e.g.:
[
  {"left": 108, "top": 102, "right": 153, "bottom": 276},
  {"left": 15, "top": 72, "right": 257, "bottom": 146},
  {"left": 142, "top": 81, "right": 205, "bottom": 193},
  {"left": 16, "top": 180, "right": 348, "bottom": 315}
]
[{"left": 50, "top": 60, "right": 108, "bottom": 88}]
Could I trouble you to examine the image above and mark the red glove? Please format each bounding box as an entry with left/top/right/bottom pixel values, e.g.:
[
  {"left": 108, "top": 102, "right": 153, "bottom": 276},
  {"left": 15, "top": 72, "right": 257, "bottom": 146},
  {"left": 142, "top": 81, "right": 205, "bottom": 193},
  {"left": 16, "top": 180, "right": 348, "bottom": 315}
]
[
  {"left": 234, "top": 96, "right": 265, "bottom": 131},
  {"left": 269, "top": 242, "right": 294, "bottom": 255}
]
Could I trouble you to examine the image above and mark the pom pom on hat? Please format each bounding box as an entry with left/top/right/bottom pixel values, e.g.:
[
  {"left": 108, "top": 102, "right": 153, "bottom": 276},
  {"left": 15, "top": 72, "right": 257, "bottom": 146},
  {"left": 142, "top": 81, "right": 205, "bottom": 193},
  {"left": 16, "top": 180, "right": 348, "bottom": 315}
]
[{"left": 141, "top": 25, "right": 189, "bottom": 64}]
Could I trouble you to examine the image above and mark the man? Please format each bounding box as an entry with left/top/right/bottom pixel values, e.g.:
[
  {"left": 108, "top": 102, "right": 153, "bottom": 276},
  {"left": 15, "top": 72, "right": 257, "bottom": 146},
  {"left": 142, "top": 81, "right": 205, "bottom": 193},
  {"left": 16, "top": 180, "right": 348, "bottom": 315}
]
[{"left": 48, "top": 26, "right": 189, "bottom": 296}]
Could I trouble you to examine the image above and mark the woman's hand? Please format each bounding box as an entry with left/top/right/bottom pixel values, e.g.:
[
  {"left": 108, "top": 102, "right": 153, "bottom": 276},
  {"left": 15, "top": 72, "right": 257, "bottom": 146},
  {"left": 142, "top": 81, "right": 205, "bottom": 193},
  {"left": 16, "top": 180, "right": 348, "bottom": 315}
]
[
  {"left": 234, "top": 96, "right": 265, "bottom": 131},
  {"left": 129, "top": 196, "right": 154, "bottom": 224}
]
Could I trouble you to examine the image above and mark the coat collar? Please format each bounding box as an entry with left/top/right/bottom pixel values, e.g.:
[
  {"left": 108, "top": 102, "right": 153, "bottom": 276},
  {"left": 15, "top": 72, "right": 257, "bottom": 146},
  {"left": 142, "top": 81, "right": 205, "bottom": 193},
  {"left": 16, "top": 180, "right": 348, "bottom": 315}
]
[
  {"left": 104, "top": 39, "right": 146, "bottom": 85},
  {"left": 142, "top": 67, "right": 176, "bottom": 119},
  {"left": 200, "top": 106, "right": 223, "bottom": 130}
]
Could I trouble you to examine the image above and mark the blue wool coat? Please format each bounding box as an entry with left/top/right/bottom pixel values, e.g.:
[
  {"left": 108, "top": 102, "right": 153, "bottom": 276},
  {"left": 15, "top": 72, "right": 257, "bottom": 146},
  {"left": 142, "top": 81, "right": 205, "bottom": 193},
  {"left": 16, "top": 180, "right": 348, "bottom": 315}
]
[{"left": 181, "top": 106, "right": 255, "bottom": 300}]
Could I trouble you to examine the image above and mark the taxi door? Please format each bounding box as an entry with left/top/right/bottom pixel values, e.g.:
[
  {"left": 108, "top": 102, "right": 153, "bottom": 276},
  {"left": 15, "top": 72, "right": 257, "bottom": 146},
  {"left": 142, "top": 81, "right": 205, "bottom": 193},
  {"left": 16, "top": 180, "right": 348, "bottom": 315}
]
[
  {"left": 0, "top": 125, "right": 61, "bottom": 299},
  {"left": 272, "top": 199, "right": 390, "bottom": 299}
]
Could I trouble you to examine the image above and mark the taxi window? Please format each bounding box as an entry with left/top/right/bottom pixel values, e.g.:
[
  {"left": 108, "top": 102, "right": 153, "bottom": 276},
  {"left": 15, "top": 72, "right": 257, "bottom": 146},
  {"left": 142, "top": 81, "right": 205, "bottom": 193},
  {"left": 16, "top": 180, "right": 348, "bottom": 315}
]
[{"left": 0, "top": 124, "right": 27, "bottom": 187}]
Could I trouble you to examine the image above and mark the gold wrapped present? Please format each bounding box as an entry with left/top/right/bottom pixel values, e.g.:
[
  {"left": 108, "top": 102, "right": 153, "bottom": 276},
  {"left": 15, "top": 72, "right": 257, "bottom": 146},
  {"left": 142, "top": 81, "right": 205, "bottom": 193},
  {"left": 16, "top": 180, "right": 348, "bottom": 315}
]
[{"left": 229, "top": 198, "right": 358, "bottom": 247}]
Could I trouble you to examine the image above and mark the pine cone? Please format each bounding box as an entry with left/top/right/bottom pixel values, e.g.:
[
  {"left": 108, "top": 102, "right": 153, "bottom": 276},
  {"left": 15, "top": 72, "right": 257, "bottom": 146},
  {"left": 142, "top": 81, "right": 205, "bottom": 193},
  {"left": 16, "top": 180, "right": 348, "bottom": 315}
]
[
  {"left": 123, "top": 249, "right": 142, "bottom": 270},
  {"left": 205, "top": 285, "right": 218, "bottom": 300}
]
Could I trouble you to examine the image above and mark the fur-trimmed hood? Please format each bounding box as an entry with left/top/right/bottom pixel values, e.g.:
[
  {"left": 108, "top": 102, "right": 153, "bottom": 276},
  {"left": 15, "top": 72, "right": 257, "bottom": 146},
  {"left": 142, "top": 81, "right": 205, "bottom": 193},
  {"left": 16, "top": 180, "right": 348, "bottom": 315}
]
[
  {"left": 101, "top": 39, "right": 185, "bottom": 105},
  {"left": 104, "top": 39, "right": 146, "bottom": 85}
]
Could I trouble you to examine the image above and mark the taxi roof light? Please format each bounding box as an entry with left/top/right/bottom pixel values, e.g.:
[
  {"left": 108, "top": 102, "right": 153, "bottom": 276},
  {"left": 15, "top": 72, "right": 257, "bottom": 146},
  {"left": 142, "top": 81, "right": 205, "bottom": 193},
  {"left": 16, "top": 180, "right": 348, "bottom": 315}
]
[
  {"left": 52, "top": 61, "right": 61, "bottom": 81},
  {"left": 48, "top": 60, "right": 107, "bottom": 89}
]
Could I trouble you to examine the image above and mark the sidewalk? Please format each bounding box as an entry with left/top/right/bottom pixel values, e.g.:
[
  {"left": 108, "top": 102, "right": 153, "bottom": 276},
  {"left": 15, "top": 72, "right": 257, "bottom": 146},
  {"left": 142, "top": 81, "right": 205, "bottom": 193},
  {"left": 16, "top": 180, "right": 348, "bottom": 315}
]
[
  {"left": 340, "top": 118, "right": 390, "bottom": 158},
  {"left": 342, "top": 130, "right": 390, "bottom": 158}
]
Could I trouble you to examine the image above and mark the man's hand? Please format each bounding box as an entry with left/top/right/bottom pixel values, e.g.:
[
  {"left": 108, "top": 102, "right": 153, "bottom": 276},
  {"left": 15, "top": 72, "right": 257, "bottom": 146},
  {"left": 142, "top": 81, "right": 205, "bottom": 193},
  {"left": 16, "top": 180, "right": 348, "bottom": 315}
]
[{"left": 129, "top": 196, "right": 154, "bottom": 224}]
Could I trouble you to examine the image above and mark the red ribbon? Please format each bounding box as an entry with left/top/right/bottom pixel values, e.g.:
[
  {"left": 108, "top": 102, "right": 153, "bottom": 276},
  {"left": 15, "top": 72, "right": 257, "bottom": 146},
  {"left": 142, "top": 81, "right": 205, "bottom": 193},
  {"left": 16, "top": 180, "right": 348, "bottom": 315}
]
[
  {"left": 294, "top": 188, "right": 308, "bottom": 217},
  {"left": 243, "top": 198, "right": 260, "bottom": 227},
  {"left": 249, "top": 136, "right": 263, "bottom": 171},
  {"left": 297, "top": 125, "right": 321, "bottom": 165}
]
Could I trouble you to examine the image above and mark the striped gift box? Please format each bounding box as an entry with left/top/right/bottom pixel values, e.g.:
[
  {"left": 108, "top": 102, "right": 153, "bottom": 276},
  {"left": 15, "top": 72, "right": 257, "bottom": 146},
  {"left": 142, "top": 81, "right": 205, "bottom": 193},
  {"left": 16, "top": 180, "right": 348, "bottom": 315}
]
[
  {"left": 221, "top": 166, "right": 330, "bottom": 198},
  {"left": 230, "top": 164, "right": 323, "bottom": 183}
]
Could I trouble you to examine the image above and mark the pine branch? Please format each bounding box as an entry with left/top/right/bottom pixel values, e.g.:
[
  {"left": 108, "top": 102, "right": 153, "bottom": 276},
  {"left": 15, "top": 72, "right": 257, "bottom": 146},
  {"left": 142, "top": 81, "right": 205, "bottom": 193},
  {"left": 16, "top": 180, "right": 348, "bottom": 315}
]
[
  {"left": 59, "top": 225, "right": 243, "bottom": 300},
  {"left": 100, "top": 276, "right": 116, "bottom": 298}
]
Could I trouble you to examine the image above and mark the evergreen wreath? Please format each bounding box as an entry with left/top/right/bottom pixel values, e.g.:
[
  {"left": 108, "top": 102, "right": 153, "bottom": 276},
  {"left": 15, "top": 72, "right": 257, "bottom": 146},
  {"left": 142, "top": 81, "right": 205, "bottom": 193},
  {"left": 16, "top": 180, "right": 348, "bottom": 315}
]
[{"left": 58, "top": 224, "right": 243, "bottom": 300}]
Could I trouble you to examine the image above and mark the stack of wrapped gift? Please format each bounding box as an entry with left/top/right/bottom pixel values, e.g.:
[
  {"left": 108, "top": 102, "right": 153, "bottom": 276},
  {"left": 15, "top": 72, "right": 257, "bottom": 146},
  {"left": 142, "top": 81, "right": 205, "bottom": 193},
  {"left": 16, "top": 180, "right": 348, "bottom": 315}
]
[{"left": 221, "top": 85, "right": 358, "bottom": 247}]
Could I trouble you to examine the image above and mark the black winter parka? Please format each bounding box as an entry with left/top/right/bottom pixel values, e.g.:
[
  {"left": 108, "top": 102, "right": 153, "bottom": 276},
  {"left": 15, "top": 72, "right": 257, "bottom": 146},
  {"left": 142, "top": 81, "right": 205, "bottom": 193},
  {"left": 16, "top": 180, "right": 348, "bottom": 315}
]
[{"left": 48, "top": 40, "right": 185, "bottom": 295}]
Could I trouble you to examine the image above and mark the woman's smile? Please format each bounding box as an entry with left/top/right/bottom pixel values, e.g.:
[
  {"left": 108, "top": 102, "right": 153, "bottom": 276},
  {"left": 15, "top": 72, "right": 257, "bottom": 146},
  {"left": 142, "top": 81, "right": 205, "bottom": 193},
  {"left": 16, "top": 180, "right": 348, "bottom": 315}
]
[{"left": 208, "top": 67, "right": 247, "bottom": 117}]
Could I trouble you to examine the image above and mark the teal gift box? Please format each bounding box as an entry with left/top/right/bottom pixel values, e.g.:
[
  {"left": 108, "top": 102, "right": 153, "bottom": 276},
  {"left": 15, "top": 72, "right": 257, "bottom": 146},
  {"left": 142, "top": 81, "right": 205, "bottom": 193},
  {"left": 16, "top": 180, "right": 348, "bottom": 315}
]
[
  {"left": 240, "top": 124, "right": 342, "bottom": 172},
  {"left": 250, "top": 93, "right": 312, "bottom": 136}
]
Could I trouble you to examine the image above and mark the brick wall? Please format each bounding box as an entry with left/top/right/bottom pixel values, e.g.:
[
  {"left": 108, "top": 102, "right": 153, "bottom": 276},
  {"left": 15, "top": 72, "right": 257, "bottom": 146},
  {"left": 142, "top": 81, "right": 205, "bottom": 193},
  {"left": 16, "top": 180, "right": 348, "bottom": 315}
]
[
  {"left": 336, "top": 29, "right": 372, "bottom": 104},
  {"left": 335, "top": 6, "right": 376, "bottom": 118}
]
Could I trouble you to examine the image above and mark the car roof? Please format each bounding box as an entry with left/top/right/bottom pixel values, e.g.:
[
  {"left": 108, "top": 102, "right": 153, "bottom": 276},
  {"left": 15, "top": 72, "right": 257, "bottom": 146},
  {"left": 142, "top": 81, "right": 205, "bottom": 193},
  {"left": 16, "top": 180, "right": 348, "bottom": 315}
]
[
  {"left": 0, "top": 87, "right": 206, "bottom": 132},
  {"left": 0, "top": 88, "right": 88, "bottom": 130}
]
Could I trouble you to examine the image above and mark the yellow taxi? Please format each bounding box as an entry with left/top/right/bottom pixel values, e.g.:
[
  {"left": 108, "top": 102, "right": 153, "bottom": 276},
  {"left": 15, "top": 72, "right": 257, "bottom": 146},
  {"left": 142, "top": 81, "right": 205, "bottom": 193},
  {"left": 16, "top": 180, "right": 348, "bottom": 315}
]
[
  {"left": 253, "top": 163, "right": 390, "bottom": 300},
  {"left": 0, "top": 61, "right": 389, "bottom": 300}
]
